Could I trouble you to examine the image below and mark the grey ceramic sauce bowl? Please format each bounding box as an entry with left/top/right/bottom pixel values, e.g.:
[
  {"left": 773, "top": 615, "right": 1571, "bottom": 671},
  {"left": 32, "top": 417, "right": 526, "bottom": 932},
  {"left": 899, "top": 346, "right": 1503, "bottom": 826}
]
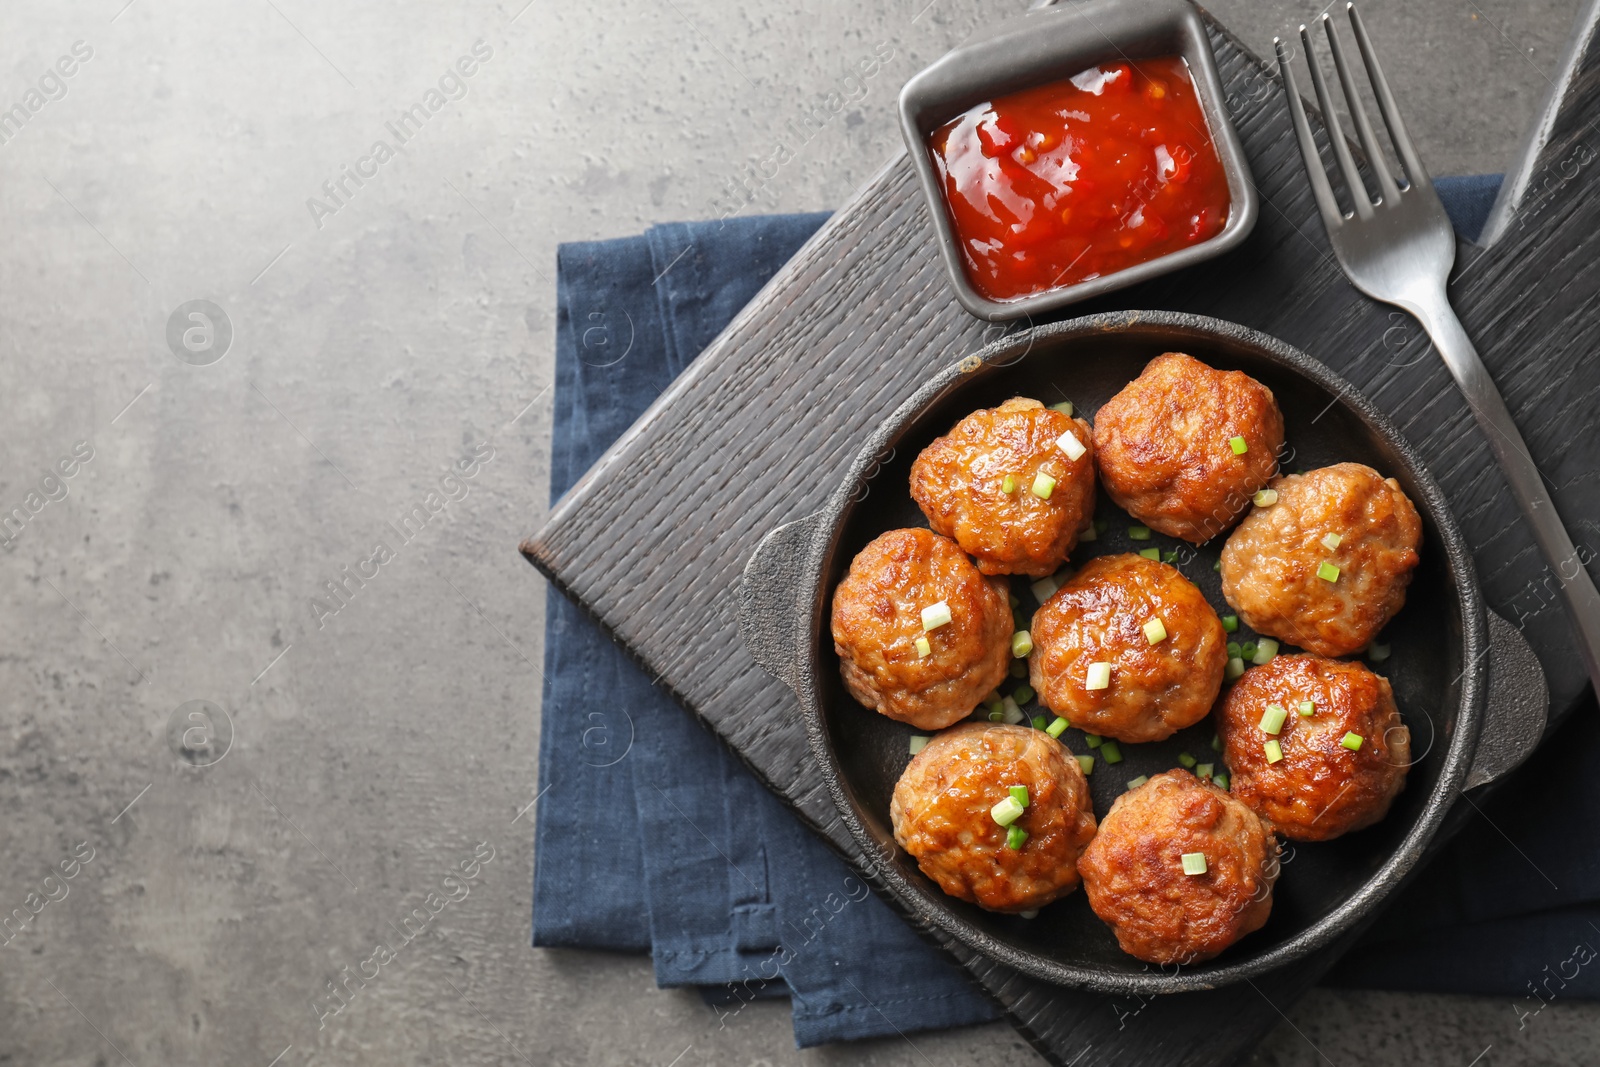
[{"left": 899, "top": 0, "right": 1259, "bottom": 322}]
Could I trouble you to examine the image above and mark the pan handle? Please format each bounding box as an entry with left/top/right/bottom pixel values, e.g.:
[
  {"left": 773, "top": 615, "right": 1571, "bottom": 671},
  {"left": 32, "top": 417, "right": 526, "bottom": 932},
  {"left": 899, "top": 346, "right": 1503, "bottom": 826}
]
[
  {"left": 1466, "top": 610, "right": 1550, "bottom": 789},
  {"left": 738, "top": 512, "right": 826, "bottom": 693}
]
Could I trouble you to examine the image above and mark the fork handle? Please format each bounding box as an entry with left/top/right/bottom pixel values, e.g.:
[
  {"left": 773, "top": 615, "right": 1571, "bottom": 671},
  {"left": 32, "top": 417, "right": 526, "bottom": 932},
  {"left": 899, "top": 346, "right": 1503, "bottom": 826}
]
[{"left": 1407, "top": 285, "right": 1600, "bottom": 695}]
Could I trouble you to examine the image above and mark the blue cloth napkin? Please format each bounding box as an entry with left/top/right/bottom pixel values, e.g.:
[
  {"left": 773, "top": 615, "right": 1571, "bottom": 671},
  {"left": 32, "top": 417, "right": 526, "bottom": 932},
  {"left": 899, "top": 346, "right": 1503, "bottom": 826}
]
[{"left": 534, "top": 173, "right": 1599, "bottom": 1046}]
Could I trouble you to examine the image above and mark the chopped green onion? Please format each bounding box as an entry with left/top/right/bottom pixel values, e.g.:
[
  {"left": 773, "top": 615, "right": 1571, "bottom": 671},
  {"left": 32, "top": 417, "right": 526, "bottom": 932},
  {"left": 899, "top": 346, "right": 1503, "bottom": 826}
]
[
  {"left": 985, "top": 693, "right": 1004, "bottom": 714},
  {"left": 1100, "top": 741, "right": 1123, "bottom": 764},
  {"left": 1126, "top": 775, "right": 1149, "bottom": 789},
  {"left": 1077, "top": 523, "right": 1097, "bottom": 542},
  {"left": 1006, "top": 824, "right": 1029, "bottom": 849},
  {"left": 1226, "top": 641, "right": 1243, "bottom": 659},
  {"left": 1211, "top": 733, "right": 1223, "bottom": 752},
  {"left": 1049, "top": 400, "right": 1075, "bottom": 416},
  {"left": 1094, "top": 519, "right": 1109, "bottom": 534},
  {"left": 1018, "top": 908, "right": 1039, "bottom": 919},
  {"left": 921, "top": 601, "right": 952, "bottom": 631},
  {"left": 909, "top": 736, "right": 930, "bottom": 755},
  {"left": 1031, "top": 715, "right": 1047, "bottom": 730},
  {"left": 914, "top": 636, "right": 932, "bottom": 659},
  {"left": 1317, "top": 561, "right": 1341, "bottom": 583},
  {"left": 1084, "top": 661, "right": 1112, "bottom": 690},
  {"left": 1181, "top": 852, "right": 1208, "bottom": 876},
  {"left": 1057, "top": 429, "right": 1087, "bottom": 461},
  {"left": 1298, "top": 700, "right": 1315, "bottom": 717},
  {"left": 1129, "top": 526, "right": 1152, "bottom": 541},
  {"left": 990, "top": 796, "right": 1025, "bottom": 826},
  {"left": 1213, "top": 559, "right": 1223, "bottom": 572},
  {"left": 1178, "top": 752, "right": 1197, "bottom": 768},
  {"left": 1212, "top": 771, "right": 1229, "bottom": 790},
  {"left": 1225, "top": 656, "right": 1246, "bottom": 679},
  {"left": 1196, "top": 762, "right": 1214, "bottom": 779},
  {"left": 1011, "top": 630, "right": 1034, "bottom": 658},
  {"left": 1030, "top": 577, "right": 1058, "bottom": 602},
  {"left": 1009, "top": 785, "right": 1030, "bottom": 807},
  {"left": 1228, "top": 436, "right": 1249, "bottom": 455},
  {"left": 1014, "top": 684, "right": 1035, "bottom": 704},
  {"left": 1162, "top": 549, "right": 1179, "bottom": 564},
  {"left": 1341, "top": 732, "right": 1365, "bottom": 751},
  {"left": 1240, "top": 640, "right": 1257, "bottom": 660},
  {"left": 1143, "top": 617, "right": 1168, "bottom": 644},
  {"left": 1010, "top": 661, "right": 1028, "bottom": 679},
  {"left": 1321, "top": 531, "right": 1343, "bottom": 550},
  {"left": 1002, "top": 474, "right": 1017, "bottom": 495},
  {"left": 1139, "top": 547, "right": 1161, "bottom": 561},
  {"left": 1367, "top": 641, "right": 1391, "bottom": 663},
  {"left": 1222, "top": 614, "right": 1239, "bottom": 633},
  {"left": 1259, "top": 703, "right": 1288, "bottom": 735},
  {"left": 1045, "top": 717, "right": 1069, "bottom": 739},
  {"left": 1077, "top": 754, "right": 1095, "bottom": 775},
  {"left": 1031, "top": 471, "right": 1056, "bottom": 500},
  {"left": 988, "top": 710, "right": 1004, "bottom": 722},
  {"left": 1001, "top": 697, "right": 1025, "bottom": 725},
  {"left": 1253, "top": 488, "right": 1279, "bottom": 507},
  {"left": 1251, "top": 638, "right": 1279, "bottom": 666},
  {"left": 1084, "top": 733, "right": 1103, "bottom": 748},
  {"left": 1263, "top": 739, "right": 1284, "bottom": 763}
]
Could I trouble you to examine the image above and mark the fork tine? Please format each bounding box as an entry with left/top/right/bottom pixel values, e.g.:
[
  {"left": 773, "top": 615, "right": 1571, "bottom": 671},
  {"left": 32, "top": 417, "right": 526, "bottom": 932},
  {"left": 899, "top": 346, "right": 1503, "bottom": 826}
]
[
  {"left": 1320, "top": 12, "right": 1401, "bottom": 205},
  {"left": 1346, "top": 2, "right": 1430, "bottom": 188},
  {"left": 1275, "top": 37, "right": 1344, "bottom": 231},
  {"left": 1298, "top": 23, "right": 1373, "bottom": 218}
]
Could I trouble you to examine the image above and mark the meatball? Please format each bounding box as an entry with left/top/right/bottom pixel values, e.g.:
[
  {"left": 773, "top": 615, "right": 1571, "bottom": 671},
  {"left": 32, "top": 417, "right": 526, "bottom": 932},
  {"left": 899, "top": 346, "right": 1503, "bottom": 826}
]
[
  {"left": 1093, "top": 352, "right": 1284, "bottom": 543},
  {"left": 1079, "top": 770, "right": 1278, "bottom": 965},
  {"left": 1216, "top": 654, "right": 1409, "bottom": 841},
  {"left": 910, "top": 397, "right": 1097, "bottom": 578},
  {"left": 1220, "top": 463, "right": 1422, "bottom": 657},
  {"left": 891, "top": 722, "right": 1097, "bottom": 912},
  {"left": 1029, "top": 553, "right": 1227, "bottom": 743},
  {"left": 831, "top": 528, "right": 1012, "bottom": 730}
]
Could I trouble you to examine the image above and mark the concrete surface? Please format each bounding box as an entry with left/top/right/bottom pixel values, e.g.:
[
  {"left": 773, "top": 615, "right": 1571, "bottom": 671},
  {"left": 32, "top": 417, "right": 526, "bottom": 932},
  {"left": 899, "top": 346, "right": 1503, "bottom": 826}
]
[{"left": 0, "top": 0, "right": 1592, "bottom": 1065}]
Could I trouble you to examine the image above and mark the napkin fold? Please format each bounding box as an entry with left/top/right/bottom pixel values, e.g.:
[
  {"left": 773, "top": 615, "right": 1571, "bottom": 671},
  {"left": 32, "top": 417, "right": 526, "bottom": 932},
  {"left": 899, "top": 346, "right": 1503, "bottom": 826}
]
[{"left": 533, "top": 173, "right": 1600, "bottom": 1047}]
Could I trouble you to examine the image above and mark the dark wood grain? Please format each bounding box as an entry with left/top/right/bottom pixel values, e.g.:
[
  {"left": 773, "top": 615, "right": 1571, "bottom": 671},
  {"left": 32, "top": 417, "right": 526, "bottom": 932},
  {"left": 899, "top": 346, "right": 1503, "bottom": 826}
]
[{"left": 523, "top": 4, "right": 1600, "bottom": 1063}]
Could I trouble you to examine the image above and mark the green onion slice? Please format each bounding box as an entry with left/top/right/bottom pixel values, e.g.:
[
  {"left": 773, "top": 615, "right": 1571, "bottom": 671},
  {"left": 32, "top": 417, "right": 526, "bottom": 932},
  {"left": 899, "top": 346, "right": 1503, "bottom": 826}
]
[
  {"left": 1084, "top": 661, "right": 1112, "bottom": 690},
  {"left": 1181, "top": 852, "right": 1208, "bottom": 876},
  {"left": 1049, "top": 400, "right": 1075, "bottom": 416},
  {"left": 988, "top": 710, "right": 1004, "bottom": 722},
  {"left": 1212, "top": 771, "right": 1230, "bottom": 790},
  {"left": 1126, "top": 775, "right": 1149, "bottom": 789},
  {"left": 1341, "top": 731, "right": 1365, "bottom": 751},
  {"left": 1222, "top": 614, "right": 1239, "bottom": 633},
  {"left": 1077, "top": 753, "right": 1094, "bottom": 775},
  {"left": 1011, "top": 630, "right": 1033, "bottom": 658},
  {"left": 1259, "top": 703, "right": 1288, "bottom": 735},
  {"left": 1253, "top": 488, "right": 1278, "bottom": 507},
  {"left": 1100, "top": 741, "right": 1123, "bottom": 764},
  {"left": 1045, "top": 717, "right": 1069, "bottom": 739},
  {"left": 1196, "top": 762, "right": 1214, "bottom": 779},
  {"left": 1057, "top": 429, "right": 1087, "bottom": 461},
  {"left": 909, "top": 736, "right": 929, "bottom": 755},
  {"left": 921, "top": 601, "right": 952, "bottom": 631},
  {"left": 1006, "top": 824, "right": 1029, "bottom": 849},
  {"left": 1143, "top": 617, "right": 1168, "bottom": 644},
  {"left": 1009, "top": 785, "right": 1030, "bottom": 807},
  {"left": 1298, "top": 700, "right": 1315, "bottom": 717},
  {"left": 1031, "top": 471, "right": 1056, "bottom": 500},
  {"left": 1129, "top": 525, "right": 1152, "bottom": 541},
  {"left": 914, "top": 636, "right": 932, "bottom": 659},
  {"left": 1013, "top": 684, "right": 1035, "bottom": 704},
  {"left": 1001, "top": 697, "right": 1025, "bottom": 725},
  {"left": 1139, "top": 547, "right": 1161, "bottom": 560},
  {"left": 1031, "top": 715, "right": 1047, "bottom": 730},
  {"left": 1251, "top": 638, "right": 1279, "bottom": 666},
  {"left": 1178, "top": 752, "right": 1197, "bottom": 768},
  {"left": 1030, "top": 577, "right": 1058, "bottom": 602},
  {"left": 1225, "top": 656, "right": 1246, "bottom": 680},
  {"left": 1321, "top": 531, "right": 1343, "bottom": 550},
  {"left": 1263, "top": 739, "right": 1284, "bottom": 763},
  {"left": 990, "top": 796, "right": 1025, "bottom": 826},
  {"left": 1161, "top": 549, "right": 1178, "bottom": 564},
  {"left": 1367, "top": 641, "right": 1391, "bottom": 663},
  {"left": 1229, "top": 436, "right": 1249, "bottom": 455},
  {"left": 1317, "top": 561, "right": 1341, "bottom": 583},
  {"left": 1084, "top": 733, "right": 1103, "bottom": 748},
  {"left": 1211, "top": 733, "right": 1223, "bottom": 752},
  {"left": 1226, "top": 641, "right": 1243, "bottom": 659},
  {"left": 1002, "top": 474, "right": 1017, "bottom": 495}
]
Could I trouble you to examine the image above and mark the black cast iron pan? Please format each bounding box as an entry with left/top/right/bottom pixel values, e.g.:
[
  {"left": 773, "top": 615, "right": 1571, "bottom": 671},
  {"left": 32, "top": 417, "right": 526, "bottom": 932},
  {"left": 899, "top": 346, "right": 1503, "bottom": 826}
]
[{"left": 738, "top": 310, "right": 1548, "bottom": 995}]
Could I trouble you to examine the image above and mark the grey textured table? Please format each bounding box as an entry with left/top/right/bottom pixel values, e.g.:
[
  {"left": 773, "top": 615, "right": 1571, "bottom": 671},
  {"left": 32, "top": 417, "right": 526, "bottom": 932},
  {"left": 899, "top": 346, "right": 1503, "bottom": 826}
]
[{"left": 0, "top": 1, "right": 1596, "bottom": 1066}]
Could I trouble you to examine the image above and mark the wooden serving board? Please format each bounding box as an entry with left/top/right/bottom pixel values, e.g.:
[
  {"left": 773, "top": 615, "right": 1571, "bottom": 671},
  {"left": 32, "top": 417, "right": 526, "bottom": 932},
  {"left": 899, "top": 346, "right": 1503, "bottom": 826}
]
[{"left": 523, "top": 3, "right": 1600, "bottom": 1063}]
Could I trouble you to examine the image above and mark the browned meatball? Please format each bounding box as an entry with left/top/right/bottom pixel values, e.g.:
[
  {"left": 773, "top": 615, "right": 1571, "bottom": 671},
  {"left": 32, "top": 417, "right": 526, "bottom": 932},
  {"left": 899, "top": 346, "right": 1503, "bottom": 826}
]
[
  {"left": 1029, "top": 553, "right": 1227, "bottom": 743},
  {"left": 1079, "top": 770, "right": 1278, "bottom": 965},
  {"left": 910, "top": 397, "right": 1096, "bottom": 578},
  {"left": 891, "top": 723, "right": 1097, "bottom": 913},
  {"left": 831, "top": 528, "right": 1012, "bottom": 730},
  {"left": 1217, "top": 654, "right": 1409, "bottom": 842},
  {"left": 1220, "top": 463, "right": 1423, "bottom": 657},
  {"left": 1093, "top": 352, "right": 1284, "bottom": 543}
]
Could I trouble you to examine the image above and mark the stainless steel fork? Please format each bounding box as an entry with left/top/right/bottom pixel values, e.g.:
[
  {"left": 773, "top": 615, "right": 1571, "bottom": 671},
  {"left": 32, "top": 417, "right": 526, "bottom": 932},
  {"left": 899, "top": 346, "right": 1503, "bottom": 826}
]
[{"left": 1277, "top": 3, "right": 1600, "bottom": 696}]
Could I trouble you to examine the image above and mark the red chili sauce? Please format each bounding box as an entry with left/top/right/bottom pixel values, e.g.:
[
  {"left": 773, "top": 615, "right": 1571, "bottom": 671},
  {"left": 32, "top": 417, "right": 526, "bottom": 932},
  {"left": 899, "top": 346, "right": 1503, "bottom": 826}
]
[{"left": 928, "top": 57, "right": 1231, "bottom": 302}]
